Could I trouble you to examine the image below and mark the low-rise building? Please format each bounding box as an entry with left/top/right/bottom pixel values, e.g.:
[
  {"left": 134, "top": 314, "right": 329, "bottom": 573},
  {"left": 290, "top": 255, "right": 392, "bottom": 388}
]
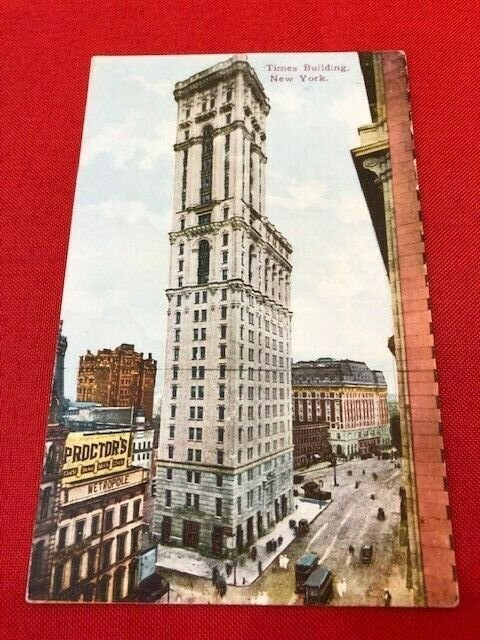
[
  {"left": 50, "top": 430, "right": 148, "bottom": 602},
  {"left": 292, "top": 358, "right": 391, "bottom": 459}
]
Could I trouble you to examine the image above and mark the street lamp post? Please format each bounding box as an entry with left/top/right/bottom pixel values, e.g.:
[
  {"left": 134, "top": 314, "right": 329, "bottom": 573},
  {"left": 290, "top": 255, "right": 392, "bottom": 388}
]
[{"left": 331, "top": 453, "right": 339, "bottom": 487}]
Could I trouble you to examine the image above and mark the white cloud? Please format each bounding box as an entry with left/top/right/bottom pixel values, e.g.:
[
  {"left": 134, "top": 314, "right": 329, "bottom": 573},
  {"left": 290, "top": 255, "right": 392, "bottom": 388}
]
[
  {"left": 125, "top": 74, "right": 172, "bottom": 97},
  {"left": 80, "top": 111, "right": 173, "bottom": 170},
  {"left": 326, "top": 90, "right": 372, "bottom": 142},
  {"left": 267, "top": 177, "right": 328, "bottom": 210}
]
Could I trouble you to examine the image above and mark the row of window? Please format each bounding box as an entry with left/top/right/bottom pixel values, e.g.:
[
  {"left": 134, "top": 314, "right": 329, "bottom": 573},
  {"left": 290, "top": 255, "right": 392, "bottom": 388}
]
[
  {"left": 182, "top": 87, "right": 233, "bottom": 121},
  {"left": 171, "top": 365, "right": 288, "bottom": 385},
  {"left": 166, "top": 437, "right": 289, "bottom": 465},
  {"left": 56, "top": 500, "right": 142, "bottom": 549},
  {"left": 167, "top": 420, "right": 288, "bottom": 442},
  {"left": 174, "top": 305, "right": 228, "bottom": 324},
  {"left": 52, "top": 528, "right": 141, "bottom": 595}
]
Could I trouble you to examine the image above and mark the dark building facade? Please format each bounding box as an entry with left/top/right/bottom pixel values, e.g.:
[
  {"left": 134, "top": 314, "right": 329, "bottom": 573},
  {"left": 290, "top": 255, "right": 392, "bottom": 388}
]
[
  {"left": 28, "top": 395, "right": 68, "bottom": 601},
  {"left": 77, "top": 344, "right": 157, "bottom": 421},
  {"left": 55, "top": 321, "right": 68, "bottom": 409},
  {"left": 292, "top": 358, "right": 391, "bottom": 459}
]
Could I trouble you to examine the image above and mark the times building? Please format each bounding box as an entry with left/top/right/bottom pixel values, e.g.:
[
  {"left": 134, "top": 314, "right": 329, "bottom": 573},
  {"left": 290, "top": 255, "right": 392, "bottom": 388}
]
[{"left": 154, "top": 56, "right": 294, "bottom": 558}]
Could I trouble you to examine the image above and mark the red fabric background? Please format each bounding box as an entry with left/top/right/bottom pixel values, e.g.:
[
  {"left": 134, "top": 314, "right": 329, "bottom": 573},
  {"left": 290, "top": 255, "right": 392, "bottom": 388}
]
[{"left": 2, "top": 1, "right": 479, "bottom": 638}]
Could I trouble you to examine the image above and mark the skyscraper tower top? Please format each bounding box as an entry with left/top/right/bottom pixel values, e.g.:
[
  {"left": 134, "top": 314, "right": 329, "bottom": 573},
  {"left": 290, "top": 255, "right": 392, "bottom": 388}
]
[{"left": 173, "top": 56, "right": 270, "bottom": 115}]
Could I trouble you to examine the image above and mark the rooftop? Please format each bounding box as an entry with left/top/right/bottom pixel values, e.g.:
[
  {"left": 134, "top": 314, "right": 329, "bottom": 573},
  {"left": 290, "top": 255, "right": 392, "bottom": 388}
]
[
  {"left": 174, "top": 55, "right": 270, "bottom": 113},
  {"left": 292, "top": 358, "right": 387, "bottom": 388}
]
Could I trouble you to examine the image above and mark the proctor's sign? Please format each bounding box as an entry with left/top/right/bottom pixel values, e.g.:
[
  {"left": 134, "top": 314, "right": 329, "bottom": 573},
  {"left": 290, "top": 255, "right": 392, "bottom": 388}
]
[{"left": 62, "top": 431, "right": 132, "bottom": 484}]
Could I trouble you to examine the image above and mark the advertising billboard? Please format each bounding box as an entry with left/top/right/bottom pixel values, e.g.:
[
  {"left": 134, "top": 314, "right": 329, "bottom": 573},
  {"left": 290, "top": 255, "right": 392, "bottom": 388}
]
[{"left": 62, "top": 430, "right": 132, "bottom": 484}]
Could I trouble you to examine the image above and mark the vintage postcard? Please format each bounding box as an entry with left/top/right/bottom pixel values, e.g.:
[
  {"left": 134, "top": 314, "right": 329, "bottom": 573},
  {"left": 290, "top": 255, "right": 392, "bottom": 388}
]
[{"left": 27, "top": 52, "right": 458, "bottom": 607}]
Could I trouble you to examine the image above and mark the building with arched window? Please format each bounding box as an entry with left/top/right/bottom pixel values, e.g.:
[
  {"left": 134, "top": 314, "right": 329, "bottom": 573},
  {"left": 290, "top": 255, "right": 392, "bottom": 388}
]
[{"left": 155, "top": 56, "right": 294, "bottom": 559}]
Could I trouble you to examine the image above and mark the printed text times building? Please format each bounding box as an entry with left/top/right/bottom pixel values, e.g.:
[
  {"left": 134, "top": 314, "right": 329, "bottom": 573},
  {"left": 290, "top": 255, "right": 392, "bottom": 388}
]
[{"left": 154, "top": 57, "right": 294, "bottom": 557}]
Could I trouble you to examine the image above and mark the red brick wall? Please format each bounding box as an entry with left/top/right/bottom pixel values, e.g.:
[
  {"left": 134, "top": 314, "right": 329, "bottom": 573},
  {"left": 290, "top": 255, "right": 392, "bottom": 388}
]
[{"left": 382, "top": 52, "right": 458, "bottom": 606}]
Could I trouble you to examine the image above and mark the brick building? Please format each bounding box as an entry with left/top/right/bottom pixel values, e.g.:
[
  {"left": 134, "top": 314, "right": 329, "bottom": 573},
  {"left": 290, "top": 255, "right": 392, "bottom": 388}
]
[
  {"left": 351, "top": 52, "right": 457, "bottom": 606},
  {"left": 291, "top": 420, "right": 330, "bottom": 469},
  {"left": 77, "top": 344, "right": 156, "bottom": 421},
  {"left": 292, "top": 358, "right": 391, "bottom": 460}
]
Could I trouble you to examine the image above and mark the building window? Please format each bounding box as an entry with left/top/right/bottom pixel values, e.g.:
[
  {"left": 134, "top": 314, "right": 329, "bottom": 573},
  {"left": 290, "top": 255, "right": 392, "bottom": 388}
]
[
  {"left": 217, "top": 450, "right": 224, "bottom": 465},
  {"left": 218, "top": 405, "right": 225, "bottom": 421},
  {"left": 216, "top": 498, "right": 223, "bottom": 517},
  {"left": 165, "top": 489, "right": 172, "bottom": 507},
  {"left": 133, "top": 499, "right": 141, "bottom": 520},
  {"left": 101, "top": 539, "right": 112, "bottom": 570},
  {"left": 168, "top": 445, "right": 174, "bottom": 459},
  {"left": 221, "top": 306, "right": 227, "bottom": 320},
  {"left": 169, "top": 424, "right": 175, "bottom": 439},
  {"left": 166, "top": 468, "right": 173, "bottom": 480},
  {"left": 104, "top": 510, "right": 113, "bottom": 532},
  {"left": 131, "top": 528, "right": 141, "bottom": 553},
  {"left": 52, "top": 563, "right": 64, "bottom": 594},
  {"left": 39, "top": 487, "right": 51, "bottom": 520},
  {"left": 237, "top": 497, "right": 242, "bottom": 515},
  {"left": 197, "top": 239, "right": 210, "bottom": 284},
  {"left": 224, "top": 133, "right": 230, "bottom": 197},
  {"left": 58, "top": 526, "right": 67, "bottom": 550},
  {"left": 198, "top": 212, "right": 211, "bottom": 226},
  {"left": 182, "top": 149, "right": 188, "bottom": 210},
  {"left": 116, "top": 533, "right": 126, "bottom": 561},
  {"left": 87, "top": 548, "right": 97, "bottom": 577},
  {"left": 216, "top": 474, "right": 223, "bottom": 487},
  {"left": 172, "top": 365, "right": 179, "bottom": 379},
  {"left": 217, "top": 427, "right": 224, "bottom": 442},
  {"left": 200, "top": 125, "right": 213, "bottom": 204},
  {"left": 90, "top": 514, "right": 100, "bottom": 536}
]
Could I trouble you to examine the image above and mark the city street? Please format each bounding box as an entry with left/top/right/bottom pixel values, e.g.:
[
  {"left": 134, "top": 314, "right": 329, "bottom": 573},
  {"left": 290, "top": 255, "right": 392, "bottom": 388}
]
[{"left": 156, "top": 457, "right": 413, "bottom": 607}]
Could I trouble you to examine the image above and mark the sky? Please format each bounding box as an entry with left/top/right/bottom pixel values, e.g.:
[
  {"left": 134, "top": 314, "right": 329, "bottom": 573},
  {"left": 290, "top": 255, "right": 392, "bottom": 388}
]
[{"left": 61, "top": 53, "right": 397, "bottom": 407}]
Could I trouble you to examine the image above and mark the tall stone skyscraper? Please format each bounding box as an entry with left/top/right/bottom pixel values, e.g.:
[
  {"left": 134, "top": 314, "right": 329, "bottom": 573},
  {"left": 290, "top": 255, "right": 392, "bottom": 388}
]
[{"left": 154, "top": 56, "right": 294, "bottom": 558}]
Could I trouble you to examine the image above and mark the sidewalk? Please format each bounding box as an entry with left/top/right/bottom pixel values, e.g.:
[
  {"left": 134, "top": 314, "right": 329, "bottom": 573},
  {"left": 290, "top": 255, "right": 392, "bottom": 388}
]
[{"left": 156, "top": 497, "right": 331, "bottom": 587}]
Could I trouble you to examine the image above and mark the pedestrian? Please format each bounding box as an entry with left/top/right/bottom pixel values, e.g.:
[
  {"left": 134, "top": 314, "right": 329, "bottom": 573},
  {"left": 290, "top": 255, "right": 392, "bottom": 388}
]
[
  {"left": 348, "top": 544, "right": 355, "bottom": 555},
  {"left": 243, "top": 577, "right": 246, "bottom": 585},
  {"left": 258, "top": 560, "right": 262, "bottom": 575},
  {"left": 383, "top": 589, "right": 392, "bottom": 607},
  {"left": 362, "top": 469, "right": 366, "bottom": 475}
]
